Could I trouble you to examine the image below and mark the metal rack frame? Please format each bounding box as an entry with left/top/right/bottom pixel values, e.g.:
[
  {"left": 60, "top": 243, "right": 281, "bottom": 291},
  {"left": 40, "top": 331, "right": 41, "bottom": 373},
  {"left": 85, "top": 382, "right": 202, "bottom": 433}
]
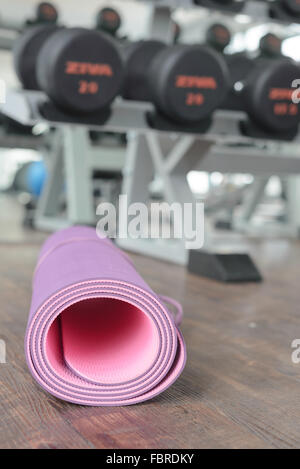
[{"left": 2, "top": 89, "right": 300, "bottom": 263}]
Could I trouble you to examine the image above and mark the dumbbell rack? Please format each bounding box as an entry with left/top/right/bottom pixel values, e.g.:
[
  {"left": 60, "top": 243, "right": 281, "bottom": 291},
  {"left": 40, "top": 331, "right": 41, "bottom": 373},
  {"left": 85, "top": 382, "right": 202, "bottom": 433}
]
[
  {"left": 4, "top": 0, "right": 300, "bottom": 271},
  {"left": 0, "top": 125, "right": 43, "bottom": 150},
  {"left": 2, "top": 88, "right": 300, "bottom": 265},
  {"left": 142, "top": 0, "right": 300, "bottom": 267}
]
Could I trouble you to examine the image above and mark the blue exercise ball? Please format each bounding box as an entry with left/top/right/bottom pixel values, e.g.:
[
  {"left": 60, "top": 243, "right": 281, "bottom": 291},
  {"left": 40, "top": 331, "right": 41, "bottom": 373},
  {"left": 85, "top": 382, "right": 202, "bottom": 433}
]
[{"left": 26, "top": 160, "right": 47, "bottom": 197}]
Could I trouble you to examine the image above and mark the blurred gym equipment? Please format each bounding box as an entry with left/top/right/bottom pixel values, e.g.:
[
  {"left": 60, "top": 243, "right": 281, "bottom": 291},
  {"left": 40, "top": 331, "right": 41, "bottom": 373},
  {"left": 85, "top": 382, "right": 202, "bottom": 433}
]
[
  {"left": 228, "top": 59, "right": 299, "bottom": 139},
  {"left": 270, "top": 0, "right": 300, "bottom": 22},
  {"left": 259, "top": 32, "right": 283, "bottom": 59},
  {"left": 36, "top": 28, "right": 124, "bottom": 114},
  {"left": 12, "top": 160, "right": 47, "bottom": 197},
  {"left": 221, "top": 54, "right": 300, "bottom": 139},
  {"left": 14, "top": 24, "right": 60, "bottom": 90},
  {"left": 2, "top": 1, "right": 300, "bottom": 280},
  {"left": 188, "top": 250, "right": 262, "bottom": 283},
  {"left": 241, "top": 60, "right": 300, "bottom": 136},
  {"left": 26, "top": 2, "right": 58, "bottom": 27},
  {"left": 147, "top": 44, "right": 230, "bottom": 128},
  {"left": 122, "top": 40, "right": 167, "bottom": 102},
  {"left": 96, "top": 7, "right": 122, "bottom": 36},
  {"left": 222, "top": 53, "right": 254, "bottom": 111},
  {"left": 206, "top": 23, "right": 232, "bottom": 53}
]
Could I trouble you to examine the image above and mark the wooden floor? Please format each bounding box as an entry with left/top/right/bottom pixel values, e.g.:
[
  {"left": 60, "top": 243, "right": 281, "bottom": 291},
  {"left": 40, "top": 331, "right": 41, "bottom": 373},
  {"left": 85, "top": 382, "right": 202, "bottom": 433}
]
[{"left": 0, "top": 197, "right": 300, "bottom": 448}]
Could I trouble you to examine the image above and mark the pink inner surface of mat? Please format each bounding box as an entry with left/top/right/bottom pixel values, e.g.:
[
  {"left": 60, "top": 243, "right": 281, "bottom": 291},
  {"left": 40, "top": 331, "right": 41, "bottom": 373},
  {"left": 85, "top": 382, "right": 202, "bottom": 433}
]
[{"left": 46, "top": 297, "right": 160, "bottom": 384}]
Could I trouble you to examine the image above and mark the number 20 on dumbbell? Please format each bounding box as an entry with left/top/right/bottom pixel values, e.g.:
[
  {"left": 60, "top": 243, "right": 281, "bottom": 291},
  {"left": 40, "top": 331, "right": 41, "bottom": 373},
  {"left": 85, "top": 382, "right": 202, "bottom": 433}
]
[{"left": 64, "top": 61, "right": 113, "bottom": 96}]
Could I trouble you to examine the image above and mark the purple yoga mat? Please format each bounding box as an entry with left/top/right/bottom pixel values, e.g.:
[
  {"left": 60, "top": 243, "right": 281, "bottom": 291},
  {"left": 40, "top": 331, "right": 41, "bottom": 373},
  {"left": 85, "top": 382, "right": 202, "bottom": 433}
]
[{"left": 25, "top": 226, "right": 186, "bottom": 406}]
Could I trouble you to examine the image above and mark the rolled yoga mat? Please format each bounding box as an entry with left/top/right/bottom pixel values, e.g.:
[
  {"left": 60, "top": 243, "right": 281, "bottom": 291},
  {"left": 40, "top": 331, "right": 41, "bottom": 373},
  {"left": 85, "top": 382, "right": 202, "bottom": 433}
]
[{"left": 25, "top": 226, "right": 186, "bottom": 406}]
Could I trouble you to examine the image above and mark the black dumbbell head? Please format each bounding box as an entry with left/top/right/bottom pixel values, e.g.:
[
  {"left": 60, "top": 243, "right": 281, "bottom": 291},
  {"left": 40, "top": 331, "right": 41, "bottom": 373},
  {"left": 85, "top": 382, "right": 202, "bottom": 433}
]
[
  {"left": 14, "top": 24, "right": 60, "bottom": 90},
  {"left": 96, "top": 7, "right": 121, "bottom": 35},
  {"left": 194, "top": 0, "right": 245, "bottom": 12},
  {"left": 270, "top": 0, "right": 300, "bottom": 21},
  {"left": 206, "top": 23, "right": 231, "bottom": 52},
  {"left": 36, "top": 2, "right": 58, "bottom": 23},
  {"left": 226, "top": 53, "right": 253, "bottom": 87},
  {"left": 243, "top": 60, "right": 300, "bottom": 132},
  {"left": 221, "top": 54, "right": 254, "bottom": 111},
  {"left": 37, "top": 28, "right": 124, "bottom": 114},
  {"left": 283, "top": 0, "right": 300, "bottom": 14},
  {"left": 122, "top": 40, "right": 166, "bottom": 102},
  {"left": 259, "top": 33, "right": 282, "bottom": 58},
  {"left": 148, "top": 45, "right": 230, "bottom": 123}
]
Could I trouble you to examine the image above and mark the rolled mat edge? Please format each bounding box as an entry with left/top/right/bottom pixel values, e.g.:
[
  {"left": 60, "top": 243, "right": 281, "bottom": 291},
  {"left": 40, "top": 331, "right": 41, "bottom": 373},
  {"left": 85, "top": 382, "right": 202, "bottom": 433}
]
[{"left": 25, "top": 226, "right": 186, "bottom": 406}]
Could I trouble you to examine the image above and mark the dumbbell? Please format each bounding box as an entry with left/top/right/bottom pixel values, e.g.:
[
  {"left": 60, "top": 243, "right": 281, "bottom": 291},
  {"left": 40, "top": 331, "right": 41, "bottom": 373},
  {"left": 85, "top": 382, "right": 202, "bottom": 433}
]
[
  {"left": 148, "top": 45, "right": 230, "bottom": 125},
  {"left": 270, "top": 0, "right": 300, "bottom": 22},
  {"left": 242, "top": 59, "right": 300, "bottom": 135},
  {"left": 96, "top": 7, "right": 121, "bottom": 36},
  {"left": 259, "top": 33, "right": 283, "bottom": 59},
  {"left": 26, "top": 2, "right": 58, "bottom": 26},
  {"left": 14, "top": 24, "right": 61, "bottom": 90},
  {"left": 122, "top": 40, "right": 167, "bottom": 102},
  {"left": 193, "top": 0, "right": 245, "bottom": 13},
  {"left": 36, "top": 2, "right": 58, "bottom": 23},
  {"left": 35, "top": 28, "right": 124, "bottom": 114},
  {"left": 222, "top": 53, "right": 254, "bottom": 111},
  {"left": 122, "top": 41, "right": 230, "bottom": 126},
  {"left": 205, "top": 23, "right": 233, "bottom": 110},
  {"left": 206, "top": 23, "right": 231, "bottom": 53},
  {"left": 225, "top": 58, "right": 300, "bottom": 137},
  {"left": 14, "top": 27, "right": 123, "bottom": 114},
  {"left": 222, "top": 32, "right": 282, "bottom": 110}
]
